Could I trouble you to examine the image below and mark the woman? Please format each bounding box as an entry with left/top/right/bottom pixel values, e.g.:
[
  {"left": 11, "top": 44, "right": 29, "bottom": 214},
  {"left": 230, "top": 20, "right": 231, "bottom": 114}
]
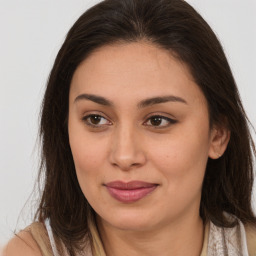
[{"left": 3, "top": 0, "right": 256, "bottom": 255}]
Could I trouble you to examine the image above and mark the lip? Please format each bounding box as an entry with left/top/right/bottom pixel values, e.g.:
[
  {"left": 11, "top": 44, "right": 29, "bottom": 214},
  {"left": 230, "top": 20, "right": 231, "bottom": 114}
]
[{"left": 105, "top": 181, "right": 158, "bottom": 203}]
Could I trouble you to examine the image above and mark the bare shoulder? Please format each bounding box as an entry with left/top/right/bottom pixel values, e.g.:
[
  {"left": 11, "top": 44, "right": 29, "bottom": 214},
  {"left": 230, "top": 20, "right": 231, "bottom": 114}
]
[{"left": 2, "top": 229, "right": 42, "bottom": 256}]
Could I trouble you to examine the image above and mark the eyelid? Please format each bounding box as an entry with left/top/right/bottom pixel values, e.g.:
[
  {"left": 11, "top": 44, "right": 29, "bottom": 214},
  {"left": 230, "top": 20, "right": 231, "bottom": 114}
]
[{"left": 143, "top": 111, "right": 176, "bottom": 119}]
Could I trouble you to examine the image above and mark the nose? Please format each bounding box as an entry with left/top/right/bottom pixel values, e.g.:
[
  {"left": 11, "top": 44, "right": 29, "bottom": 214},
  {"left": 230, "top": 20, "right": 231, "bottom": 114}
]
[{"left": 109, "top": 124, "right": 147, "bottom": 171}]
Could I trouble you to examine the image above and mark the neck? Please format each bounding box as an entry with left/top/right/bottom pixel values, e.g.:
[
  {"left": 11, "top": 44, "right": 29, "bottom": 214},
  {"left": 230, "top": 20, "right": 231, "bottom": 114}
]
[{"left": 96, "top": 213, "right": 204, "bottom": 256}]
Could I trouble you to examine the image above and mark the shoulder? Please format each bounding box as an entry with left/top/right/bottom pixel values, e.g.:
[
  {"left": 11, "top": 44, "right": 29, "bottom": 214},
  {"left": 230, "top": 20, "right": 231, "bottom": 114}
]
[{"left": 2, "top": 228, "right": 42, "bottom": 256}]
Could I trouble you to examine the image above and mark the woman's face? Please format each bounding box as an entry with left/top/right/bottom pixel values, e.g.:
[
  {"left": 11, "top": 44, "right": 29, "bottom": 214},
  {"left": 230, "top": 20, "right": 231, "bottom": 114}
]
[{"left": 68, "top": 42, "right": 218, "bottom": 231}]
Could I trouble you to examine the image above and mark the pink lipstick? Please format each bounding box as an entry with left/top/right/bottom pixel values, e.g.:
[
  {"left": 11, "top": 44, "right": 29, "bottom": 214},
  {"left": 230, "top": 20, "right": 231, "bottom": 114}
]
[{"left": 105, "top": 181, "right": 158, "bottom": 203}]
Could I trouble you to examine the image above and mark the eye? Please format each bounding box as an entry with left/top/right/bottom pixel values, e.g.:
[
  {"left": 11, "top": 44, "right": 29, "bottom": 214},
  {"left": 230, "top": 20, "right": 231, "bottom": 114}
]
[
  {"left": 82, "top": 114, "right": 111, "bottom": 127},
  {"left": 144, "top": 115, "right": 177, "bottom": 128}
]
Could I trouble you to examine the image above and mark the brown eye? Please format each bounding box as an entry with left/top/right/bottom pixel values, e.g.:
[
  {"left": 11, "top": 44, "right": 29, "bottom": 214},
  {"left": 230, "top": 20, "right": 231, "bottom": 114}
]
[
  {"left": 144, "top": 115, "right": 177, "bottom": 128},
  {"left": 82, "top": 114, "right": 111, "bottom": 127},
  {"left": 150, "top": 116, "right": 163, "bottom": 126},
  {"left": 89, "top": 115, "right": 103, "bottom": 125}
]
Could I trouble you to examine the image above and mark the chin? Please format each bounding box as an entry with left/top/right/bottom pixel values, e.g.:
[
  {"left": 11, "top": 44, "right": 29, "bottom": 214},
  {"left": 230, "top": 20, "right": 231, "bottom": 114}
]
[
  {"left": 109, "top": 219, "right": 154, "bottom": 232},
  {"left": 97, "top": 207, "right": 163, "bottom": 232}
]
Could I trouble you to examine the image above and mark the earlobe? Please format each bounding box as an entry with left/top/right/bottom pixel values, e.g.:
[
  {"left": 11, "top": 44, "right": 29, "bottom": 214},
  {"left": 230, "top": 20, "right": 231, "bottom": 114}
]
[{"left": 208, "top": 126, "right": 230, "bottom": 159}]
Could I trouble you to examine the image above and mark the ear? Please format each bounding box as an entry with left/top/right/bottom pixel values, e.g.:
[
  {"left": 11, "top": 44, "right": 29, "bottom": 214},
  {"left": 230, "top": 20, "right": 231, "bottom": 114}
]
[{"left": 208, "top": 125, "right": 230, "bottom": 159}]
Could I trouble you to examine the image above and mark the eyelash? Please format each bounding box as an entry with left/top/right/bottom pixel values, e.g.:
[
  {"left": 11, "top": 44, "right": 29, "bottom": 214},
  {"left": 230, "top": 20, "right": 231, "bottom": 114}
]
[
  {"left": 82, "top": 114, "right": 112, "bottom": 128},
  {"left": 82, "top": 114, "right": 177, "bottom": 129},
  {"left": 144, "top": 115, "right": 177, "bottom": 128}
]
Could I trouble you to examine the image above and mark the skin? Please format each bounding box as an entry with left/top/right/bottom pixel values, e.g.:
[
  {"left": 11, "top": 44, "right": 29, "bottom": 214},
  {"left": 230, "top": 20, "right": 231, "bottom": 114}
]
[{"left": 68, "top": 41, "right": 230, "bottom": 256}]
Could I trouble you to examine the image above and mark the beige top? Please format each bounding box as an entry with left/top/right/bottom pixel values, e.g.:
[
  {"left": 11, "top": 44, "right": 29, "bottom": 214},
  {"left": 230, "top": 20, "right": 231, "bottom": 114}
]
[{"left": 27, "top": 219, "right": 256, "bottom": 256}]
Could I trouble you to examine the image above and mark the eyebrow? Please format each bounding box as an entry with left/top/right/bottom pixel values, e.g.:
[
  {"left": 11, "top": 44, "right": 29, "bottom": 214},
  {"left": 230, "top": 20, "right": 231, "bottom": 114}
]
[
  {"left": 74, "top": 93, "right": 113, "bottom": 106},
  {"left": 138, "top": 95, "right": 187, "bottom": 108},
  {"left": 74, "top": 93, "right": 187, "bottom": 108}
]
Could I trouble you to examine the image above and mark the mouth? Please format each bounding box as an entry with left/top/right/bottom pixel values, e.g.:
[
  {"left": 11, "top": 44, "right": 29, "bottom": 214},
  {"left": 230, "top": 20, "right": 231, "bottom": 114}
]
[{"left": 104, "top": 181, "right": 158, "bottom": 203}]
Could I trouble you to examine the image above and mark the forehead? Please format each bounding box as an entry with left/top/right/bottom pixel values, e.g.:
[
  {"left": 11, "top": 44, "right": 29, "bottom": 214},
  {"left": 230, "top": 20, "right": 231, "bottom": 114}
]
[{"left": 69, "top": 41, "right": 206, "bottom": 107}]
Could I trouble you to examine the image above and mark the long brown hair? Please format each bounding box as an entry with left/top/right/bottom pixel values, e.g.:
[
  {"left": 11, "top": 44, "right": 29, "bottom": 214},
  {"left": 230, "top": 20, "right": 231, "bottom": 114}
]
[{"left": 35, "top": 0, "right": 256, "bottom": 254}]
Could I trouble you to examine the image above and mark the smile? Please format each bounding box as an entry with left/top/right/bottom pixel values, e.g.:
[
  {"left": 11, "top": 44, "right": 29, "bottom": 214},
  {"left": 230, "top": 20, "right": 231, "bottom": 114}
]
[{"left": 105, "top": 181, "right": 158, "bottom": 203}]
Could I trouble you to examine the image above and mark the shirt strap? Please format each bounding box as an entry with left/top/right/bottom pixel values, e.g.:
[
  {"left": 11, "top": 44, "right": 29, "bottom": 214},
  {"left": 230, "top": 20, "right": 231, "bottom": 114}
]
[{"left": 44, "top": 218, "right": 60, "bottom": 256}]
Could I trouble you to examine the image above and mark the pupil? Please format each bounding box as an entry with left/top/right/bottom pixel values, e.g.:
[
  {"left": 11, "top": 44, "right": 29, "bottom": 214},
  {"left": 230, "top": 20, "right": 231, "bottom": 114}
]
[
  {"left": 90, "top": 115, "right": 101, "bottom": 125},
  {"left": 151, "top": 117, "right": 162, "bottom": 126}
]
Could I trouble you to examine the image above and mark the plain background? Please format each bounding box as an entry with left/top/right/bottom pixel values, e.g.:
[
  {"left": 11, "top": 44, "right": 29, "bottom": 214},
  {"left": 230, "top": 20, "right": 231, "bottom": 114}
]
[{"left": 0, "top": 0, "right": 255, "bottom": 248}]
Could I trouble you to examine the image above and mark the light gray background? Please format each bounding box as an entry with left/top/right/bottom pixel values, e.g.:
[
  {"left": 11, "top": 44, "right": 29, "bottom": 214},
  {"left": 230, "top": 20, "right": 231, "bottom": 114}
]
[{"left": 0, "top": 0, "right": 255, "bottom": 247}]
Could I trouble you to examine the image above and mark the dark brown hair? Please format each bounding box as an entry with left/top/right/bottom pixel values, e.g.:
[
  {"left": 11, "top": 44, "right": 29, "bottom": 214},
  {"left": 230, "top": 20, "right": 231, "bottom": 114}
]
[{"left": 35, "top": 0, "right": 256, "bottom": 254}]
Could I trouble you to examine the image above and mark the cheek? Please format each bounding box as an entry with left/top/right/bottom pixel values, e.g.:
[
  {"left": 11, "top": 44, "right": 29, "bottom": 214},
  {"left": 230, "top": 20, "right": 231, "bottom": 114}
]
[
  {"left": 69, "top": 135, "right": 108, "bottom": 205},
  {"left": 68, "top": 121, "right": 109, "bottom": 191},
  {"left": 69, "top": 116, "right": 105, "bottom": 167},
  {"left": 70, "top": 137, "right": 107, "bottom": 176},
  {"left": 147, "top": 123, "right": 210, "bottom": 189}
]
